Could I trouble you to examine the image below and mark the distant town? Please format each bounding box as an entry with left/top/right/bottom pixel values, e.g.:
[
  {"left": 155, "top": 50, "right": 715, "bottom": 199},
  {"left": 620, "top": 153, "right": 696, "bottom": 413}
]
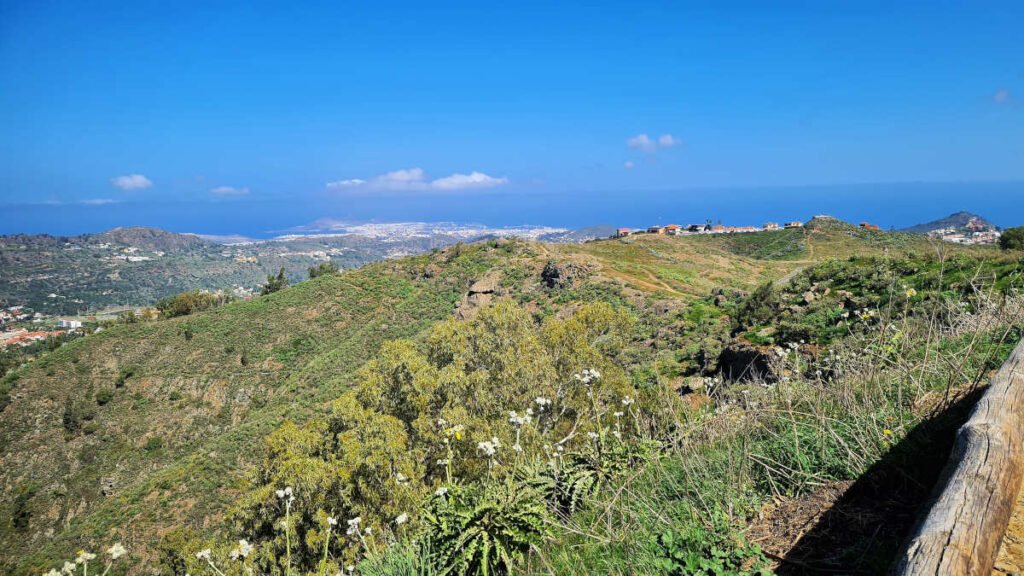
[{"left": 612, "top": 214, "right": 1003, "bottom": 246}]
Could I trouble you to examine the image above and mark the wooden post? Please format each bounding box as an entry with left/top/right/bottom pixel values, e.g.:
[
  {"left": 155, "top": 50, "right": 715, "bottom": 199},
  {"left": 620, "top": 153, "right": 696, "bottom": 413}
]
[{"left": 893, "top": 339, "right": 1024, "bottom": 575}]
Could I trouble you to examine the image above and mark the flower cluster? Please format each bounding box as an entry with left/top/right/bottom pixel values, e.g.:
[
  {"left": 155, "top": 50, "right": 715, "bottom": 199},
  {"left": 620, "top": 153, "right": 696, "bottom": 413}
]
[
  {"left": 508, "top": 409, "right": 533, "bottom": 427},
  {"left": 275, "top": 485, "right": 295, "bottom": 504},
  {"left": 573, "top": 368, "right": 601, "bottom": 384},
  {"left": 477, "top": 436, "right": 501, "bottom": 456},
  {"left": 44, "top": 545, "right": 127, "bottom": 576},
  {"left": 229, "top": 539, "right": 254, "bottom": 560}
]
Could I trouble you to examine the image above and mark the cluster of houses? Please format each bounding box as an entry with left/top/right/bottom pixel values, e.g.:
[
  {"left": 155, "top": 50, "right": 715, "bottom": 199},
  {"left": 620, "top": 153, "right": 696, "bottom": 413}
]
[
  {"left": 0, "top": 327, "right": 66, "bottom": 348},
  {"left": 614, "top": 220, "right": 806, "bottom": 238},
  {"left": 926, "top": 219, "right": 1002, "bottom": 245},
  {"left": 0, "top": 306, "right": 32, "bottom": 326},
  {"left": 0, "top": 304, "right": 88, "bottom": 348}
]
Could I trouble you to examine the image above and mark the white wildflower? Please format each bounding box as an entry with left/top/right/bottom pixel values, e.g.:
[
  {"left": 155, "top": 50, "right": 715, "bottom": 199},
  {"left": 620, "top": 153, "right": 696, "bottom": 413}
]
[
  {"left": 364, "top": 526, "right": 373, "bottom": 535},
  {"left": 477, "top": 440, "right": 497, "bottom": 456},
  {"left": 75, "top": 551, "right": 96, "bottom": 564},
  {"left": 61, "top": 562, "right": 76, "bottom": 574},
  {"left": 622, "top": 396, "right": 635, "bottom": 406},
  {"left": 346, "top": 516, "right": 361, "bottom": 536},
  {"left": 435, "top": 487, "right": 448, "bottom": 497},
  {"left": 613, "top": 411, "right": 623, "bottom": 418},
  {"left": 587, "top": 431, "right": 599, "bottom": 440},
  {"left": 396, "top": 472, "right": 408, "bottom": 483},
  {"left": 45, "top": 570, "right": 61, "bottom": 576},
  {"left": 395, "top": 513, "right": 408, "bottom": 525},
  {"left": 229, "top": 539, "right": 253, "bottom": 560},
  {"left": 513, "top": 443, "right": 523, "bottom": 452},
  {"left": 106, "top": 543, "right": 127, "bottom": 560},
  {"left": 327, "top": 516, "right": 338, "bottom": 526},
  {"left": 195, "top": 549, "right": 212, "bottom": 561},
  {"left": 535, "top": 397, "right": 552, "bottom": 408}
]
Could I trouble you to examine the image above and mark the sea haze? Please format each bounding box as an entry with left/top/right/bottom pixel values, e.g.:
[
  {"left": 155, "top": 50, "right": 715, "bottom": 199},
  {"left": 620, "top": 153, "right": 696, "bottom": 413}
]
[{"left": 4, "top": 181, "right": 1023, "bottom": 238}]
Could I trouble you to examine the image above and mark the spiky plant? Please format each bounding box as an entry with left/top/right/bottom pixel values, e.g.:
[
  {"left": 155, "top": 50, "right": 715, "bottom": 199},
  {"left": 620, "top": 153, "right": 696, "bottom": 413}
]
[{"left": 422, "top": 481, "right": 549, "bottom": 576}]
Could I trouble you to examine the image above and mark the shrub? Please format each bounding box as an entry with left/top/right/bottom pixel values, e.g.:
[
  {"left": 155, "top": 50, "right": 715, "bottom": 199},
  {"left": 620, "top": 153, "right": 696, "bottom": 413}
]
[
  {"left": 156, "top": 290, "right": 232, "bottom": 318},
  {"left": 654, "top": 513, "right": 769, "bottom": 576},
  {"left": 1000, "top": 226, "right": 1024, "bottom": 251},
  {"left": 308, "top": 261, "right": 339, "bottom": 278},
  {"left": 95, "top": 388, "right": 114, "bottom": 406}
]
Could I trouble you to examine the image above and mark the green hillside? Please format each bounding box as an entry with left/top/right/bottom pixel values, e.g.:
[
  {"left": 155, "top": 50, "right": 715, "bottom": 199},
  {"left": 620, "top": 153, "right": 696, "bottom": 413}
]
[{"left": 0, "top": 226, "right": 1015, "bottom": 574}]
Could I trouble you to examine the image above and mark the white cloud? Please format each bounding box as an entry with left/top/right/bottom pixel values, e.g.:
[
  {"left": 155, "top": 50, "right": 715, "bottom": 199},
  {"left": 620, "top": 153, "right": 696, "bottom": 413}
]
[
  {"left": 210, "top": 185, "right": 250, "bottom": 196},
  {"left": 326, "top": 178, "right": 367, "bottom": 189},
  {"left": 658, "top": 133, "right": 681, "bottom": 148},
  {"left": 326, "top": 168, "right": 509, "bottom": 192},
  {"left": 626, "top": 134, "right": 657, "bottom": 153},
  {"left": 110, "top": 174, "right": 152, "bottom": 191},
  {"left": 994, "top": 88, "right": 1012, "bottom": 104},
  {"left": 627, "top": 133, "right": 681, "bottom": 153},
  {"left": 431, "top": 171, "right": 509, "bottom": 191},
  {"left": 624, "top": 160, "right": 635, "bottom": 169},
  {"left": 80, "top": 198, "right": 117, "bottom": 205}
]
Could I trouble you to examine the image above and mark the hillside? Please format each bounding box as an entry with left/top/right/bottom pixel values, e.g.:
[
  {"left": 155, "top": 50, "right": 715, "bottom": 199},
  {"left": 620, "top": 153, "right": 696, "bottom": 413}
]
[
  {"left": 902, "top": 210, "right": 998, "bottom": 234},
  {"left": 0, "top": 224, "right": 1011, "bottom": 574},
  {"left": 0, "top": 228, "right": 466, "bottom": 315}
]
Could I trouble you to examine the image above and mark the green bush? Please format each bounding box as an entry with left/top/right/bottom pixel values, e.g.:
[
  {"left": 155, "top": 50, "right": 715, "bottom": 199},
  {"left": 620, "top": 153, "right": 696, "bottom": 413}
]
[
  {"left": 654, "top": 513, "right": 769, "bottom": 576},
  {"left": 308, "top": 261, "right": 339, "bottom": 278},
  {"left": 95, "top": 388, "right": 114, "bottom": 406},
  {"left": 1000, "top": 226, "right": 1024, "bottom": 251},
  {"left": 156, "top": 290, "right": 232, "bottom": 318}
]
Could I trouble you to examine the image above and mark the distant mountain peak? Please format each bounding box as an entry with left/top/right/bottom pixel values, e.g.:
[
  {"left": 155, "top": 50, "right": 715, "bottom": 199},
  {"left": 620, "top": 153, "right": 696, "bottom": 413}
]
[{"left": 902, "top": 211, "right": 997, "bottom": 234}]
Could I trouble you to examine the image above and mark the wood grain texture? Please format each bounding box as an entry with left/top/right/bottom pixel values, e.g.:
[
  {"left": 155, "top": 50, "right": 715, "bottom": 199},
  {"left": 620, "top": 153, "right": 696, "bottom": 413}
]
[{"left": 893, "top": 339, "right": 1024, "bottom": 575}]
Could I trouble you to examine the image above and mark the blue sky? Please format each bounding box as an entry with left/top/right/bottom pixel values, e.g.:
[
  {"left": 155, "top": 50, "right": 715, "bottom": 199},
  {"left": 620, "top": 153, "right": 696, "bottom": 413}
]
[{"left": 1, "top": 1, "right": 1023, "bottom": 236}]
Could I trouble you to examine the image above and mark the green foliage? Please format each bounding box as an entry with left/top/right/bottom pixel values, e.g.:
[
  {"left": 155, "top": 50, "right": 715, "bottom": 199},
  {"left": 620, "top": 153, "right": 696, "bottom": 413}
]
[
  {"left": 62, "top": 399, "right": 95, "bottom": 434},
  {"left": 156, "top": 289, "right": 233, "bottom": 318},
  {"left": 422, "top": 482, "right": 549, "bottom": 576},
  {"left": 654, "top": 513, "right": 769, "bottom": 576},
  {"left": 11, "top": 484, "right": 38, "bottom": 531},
  {"left": 308, "top": 261, "right": 340, "bottom": 278},
  {"left": 1000, "top": 226, "right": 1024, "bottom": 251},
  {"left": 261, "top": 267, "right": 289, "bottom": 295},
  {"left": 359, "top": 540, "right": 437, "bottom": 576},
  {"left": 95, "top": 388, "right": 114, "bottom": 406}
]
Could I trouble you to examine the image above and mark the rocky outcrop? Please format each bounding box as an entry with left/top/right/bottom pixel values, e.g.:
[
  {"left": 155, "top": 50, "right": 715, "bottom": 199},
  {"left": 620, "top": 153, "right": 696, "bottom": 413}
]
[
  {"left": 454, "top": 271, "right": 504, "bottom": 319},
  {"left": 717, "top": 341, "right": 778, "bottom": 382},
  {"left": 541, "top": 260, "right": 593, "bottom": 289}
]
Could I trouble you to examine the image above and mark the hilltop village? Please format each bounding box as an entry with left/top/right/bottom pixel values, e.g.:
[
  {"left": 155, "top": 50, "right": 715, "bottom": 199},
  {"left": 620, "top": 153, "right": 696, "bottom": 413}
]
[{"left": 614, "top": 215, "right": 1003, "bottom": 245}]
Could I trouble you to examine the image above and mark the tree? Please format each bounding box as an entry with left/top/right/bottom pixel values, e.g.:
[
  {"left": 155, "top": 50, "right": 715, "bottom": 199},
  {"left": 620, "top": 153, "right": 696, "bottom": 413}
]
[
  {"left": 308, "top": 261, "right": 339, "bottom": 279},
  {"left": 1000, "top": 226, "right": 1024, "bottom": 251},
  {"left": 261, "top": 267, "right": 289, "bottom": 295},
  {"left": 156, "top": 290, "right": 232, "bottom": 318}
]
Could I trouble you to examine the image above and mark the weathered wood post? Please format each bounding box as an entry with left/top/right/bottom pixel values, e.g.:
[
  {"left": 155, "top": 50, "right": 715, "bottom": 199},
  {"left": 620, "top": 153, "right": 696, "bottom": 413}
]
[{"left": 893, "top": 339, "right": 1024, "bottom": 575}]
